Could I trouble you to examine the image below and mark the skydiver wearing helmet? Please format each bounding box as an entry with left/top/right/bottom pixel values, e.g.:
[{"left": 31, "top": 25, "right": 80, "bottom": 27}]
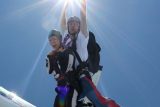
[{"left": 60, "top": 0, "right": 120, "bottom": 107}]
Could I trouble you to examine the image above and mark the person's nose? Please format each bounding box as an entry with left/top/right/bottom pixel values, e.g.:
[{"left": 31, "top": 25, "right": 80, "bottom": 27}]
[
  {"left": 71, "top": 22, "right": 76, "bottom": 26},
  {"left": 71, "top": 24, "right": 74, "bottom": 27}
]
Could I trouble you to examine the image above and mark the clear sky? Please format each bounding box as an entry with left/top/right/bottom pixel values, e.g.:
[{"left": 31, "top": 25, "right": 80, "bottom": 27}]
[{"left": 0, "top": 0, "right": 160, "bottom": 107}]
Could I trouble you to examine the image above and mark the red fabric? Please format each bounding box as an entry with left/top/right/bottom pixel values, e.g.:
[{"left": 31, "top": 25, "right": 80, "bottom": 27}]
[
  {"left": 107, "top": 99, "right": 120, "bottom": 107},
  {"left": 84, "top": 77, "right": 120, "bottom": 107},
  {"left": 84, "top": 77, "right": 108, "bottom": 105}
]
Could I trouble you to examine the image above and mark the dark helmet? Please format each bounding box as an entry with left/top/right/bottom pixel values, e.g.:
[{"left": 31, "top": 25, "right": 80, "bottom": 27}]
[{"left": 48, "top": 29, "right": 62, "bottom": 41}]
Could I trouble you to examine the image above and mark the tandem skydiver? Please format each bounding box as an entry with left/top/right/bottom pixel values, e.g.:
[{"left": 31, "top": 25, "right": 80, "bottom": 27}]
[{"left": 60, "top": 0, "right": 120, "bottom": 107}]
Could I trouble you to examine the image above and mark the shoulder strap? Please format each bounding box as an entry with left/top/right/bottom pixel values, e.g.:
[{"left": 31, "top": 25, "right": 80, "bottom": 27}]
[{"left": 72, "top": 49, "right": 83, "bottom": 64}]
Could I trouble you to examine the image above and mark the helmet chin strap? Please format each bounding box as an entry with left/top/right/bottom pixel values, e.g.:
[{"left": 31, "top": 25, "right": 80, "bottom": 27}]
[
  {"left": 58, "top": 43, "right": 64, "bottom": 51},
  {"left": 54, "top": 43, "right": 63, "bottom": 52},
  {"left": 70, "top": 32, "right": 79, "bottom": 42}
]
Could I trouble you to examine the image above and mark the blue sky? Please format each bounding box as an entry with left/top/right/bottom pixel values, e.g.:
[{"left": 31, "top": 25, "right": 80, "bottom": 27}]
[{"left": 0, "top": 0, "right": 160, "bottom": 107}]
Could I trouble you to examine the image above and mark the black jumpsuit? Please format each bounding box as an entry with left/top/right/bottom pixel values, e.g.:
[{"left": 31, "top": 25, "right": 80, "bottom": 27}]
[{"left": 46, "top": 49, "right": 80, "bottom": 107}]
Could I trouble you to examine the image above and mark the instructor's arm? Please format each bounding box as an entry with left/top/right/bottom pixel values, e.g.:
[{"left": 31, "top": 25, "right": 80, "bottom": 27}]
[
  {"left": 60, "top": 1, "right": 68, "bottom": 33},
  {"left": 80, "top": 0, "right": 88, "bottom": 38}
]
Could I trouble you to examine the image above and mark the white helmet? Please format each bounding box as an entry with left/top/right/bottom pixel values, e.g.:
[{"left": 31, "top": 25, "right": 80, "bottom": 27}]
[{"left": 67, "top": 16, "right": 80, "bottom": 25}]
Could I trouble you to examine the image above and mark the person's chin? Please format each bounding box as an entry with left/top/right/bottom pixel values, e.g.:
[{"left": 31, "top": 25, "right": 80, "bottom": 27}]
[
  {"left": 52, "top": 45, "right": 56, "bottom": 49},
  {"left": 70, "top": 32, "right": 77, "bottom": 35}
]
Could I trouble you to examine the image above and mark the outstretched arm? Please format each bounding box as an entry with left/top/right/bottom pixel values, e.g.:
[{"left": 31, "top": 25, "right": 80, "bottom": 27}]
[
  {"left": 80, "top": 0, "right": 88, "bottom": 38},
  {"left": 60, "top": 1, "right": 68, "bottom": 33}
]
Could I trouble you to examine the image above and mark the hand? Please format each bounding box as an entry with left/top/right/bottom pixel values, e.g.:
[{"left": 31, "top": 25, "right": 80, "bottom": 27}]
[
  {"left": 81, "top": 0, "right": 86, "bottom": 5},
  {"left": 56, "top": 74, "right": 69, "bottom": 86}
]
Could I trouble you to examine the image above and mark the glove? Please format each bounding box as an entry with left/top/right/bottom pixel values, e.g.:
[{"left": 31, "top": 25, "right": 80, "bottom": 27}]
[
  {"left": 57, "top": 74, "right": 69, "bottom": 86},
  {"left": 55, "top": 86, "right": 70, "bottom": 95}
]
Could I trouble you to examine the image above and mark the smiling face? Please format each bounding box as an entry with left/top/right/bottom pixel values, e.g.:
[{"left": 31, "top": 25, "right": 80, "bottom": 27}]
[{"left": 49, "top": 36, "right": 61, "bottom": 50}]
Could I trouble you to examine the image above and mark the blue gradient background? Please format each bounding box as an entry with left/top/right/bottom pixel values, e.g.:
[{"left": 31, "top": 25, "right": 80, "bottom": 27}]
[{"left": 0, "top": 0, "right": 160, "bottom": 107}]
